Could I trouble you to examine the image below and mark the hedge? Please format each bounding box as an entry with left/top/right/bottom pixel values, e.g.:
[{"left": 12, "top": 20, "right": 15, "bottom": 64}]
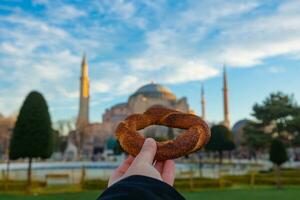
[
  {"left": 1, "top": 168, "right": 299, "bottom": 191},
  {"left": 223, "top": 168, "right": 300, "bottom": 186},
  {"left": 82, "top": 169, "right": 300, "bottom": 190},
  {"left": 0, "top": 180, "right": 46, "bottom": 191},
  {"left": 81, "top": 179, "right": 107, "bottom": 190}
]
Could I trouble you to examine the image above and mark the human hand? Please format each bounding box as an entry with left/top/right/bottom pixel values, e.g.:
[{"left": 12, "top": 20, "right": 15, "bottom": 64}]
[{"left": 108, "top": 138, "right": 175, "bottom": 187}]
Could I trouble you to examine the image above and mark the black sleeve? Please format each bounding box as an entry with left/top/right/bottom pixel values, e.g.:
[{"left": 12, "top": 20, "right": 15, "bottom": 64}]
[{"left": 97, "top": 175, "right": 185, "bottom": 200}]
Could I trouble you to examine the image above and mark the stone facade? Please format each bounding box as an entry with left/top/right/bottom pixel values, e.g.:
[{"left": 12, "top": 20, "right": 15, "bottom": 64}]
[
  {"left": 0, "top": 115, "right": 16, "bottom": 159},
  {"left": 77, "top": 83, "right": 192, "bottom": 159},
  {"left": 100, "top": 83, "right": 191, "bottom": 140}
]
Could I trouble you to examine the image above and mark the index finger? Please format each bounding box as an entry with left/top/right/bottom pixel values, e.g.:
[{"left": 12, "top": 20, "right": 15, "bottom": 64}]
[{"left": 134, "top": 138, "right": 157, "bottom": 165}]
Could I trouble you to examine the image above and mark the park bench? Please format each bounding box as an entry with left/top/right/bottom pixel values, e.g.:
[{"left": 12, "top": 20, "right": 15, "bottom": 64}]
[{"left": 45, "top": 173, "right": 70, "bottom": 185}]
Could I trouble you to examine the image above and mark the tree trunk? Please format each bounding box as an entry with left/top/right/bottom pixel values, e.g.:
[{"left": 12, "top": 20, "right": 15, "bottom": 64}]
[
  {"left": 274, "top": 164, "right": 282, "bottom": 189},
  {"left": 198, "top": 154, "right": 202, "bottom": 177},
  {"left": 27, "top": 157, "right": 32, "bottom": 187},
  {"left": 219, "top": 150, "right": 223, "bottom": 165},
  {"left": 6, "top": 158, "right": 10, "bottom": 181},
  {"left": 80, "top": 165, "right": 86, "bottom": 185},
  {"left": 5, "top": 159, "right": 10, "bottom": 191},
  {"left": 249, "top": 149, "right": 257, "bottom": 161},
  {"left": 228, "top": 151, "right": 232, "bottom": 163}
]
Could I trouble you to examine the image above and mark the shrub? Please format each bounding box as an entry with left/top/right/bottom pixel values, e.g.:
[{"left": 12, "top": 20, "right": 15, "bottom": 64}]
[
  {"left": 174, "top": 178, "right": 232, "bottom": 190},
  {"left": 0, "top": 180, "right": 45, "bottom": 191},
  {"left": 81, "top": 179, "right": 108, "bottom": 190}
]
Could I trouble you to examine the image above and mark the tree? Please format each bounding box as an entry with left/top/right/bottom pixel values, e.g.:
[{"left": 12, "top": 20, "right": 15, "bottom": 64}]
[
  {"left": 269, "top": 139, "right": 288, "bottom": 189},
  {"left": 252, "top": 92, "right": 299, "bottom": 139},
  {"left": 113, "top": 140, "right": 123, "bottom": 155},
  {"left": 9, "top": 91, "right": 53, "bottom": 186},
  {"left": 205, "top": 125, "right": 235, "bottom": 164},
  {"left": 106, "top": 137, "right": 124, "bottom": 155},
  {"left": 52, "top": 129, "right": 68, "bottom": 153},
  {"left": 243, "top": 121, "right": 272, "bottom": 157},
  {"left": 287, "top": 115, "right": 300, "bottom": 147},
  {"left": 244, "top": 92, "right": 300, "bottom": 159}
]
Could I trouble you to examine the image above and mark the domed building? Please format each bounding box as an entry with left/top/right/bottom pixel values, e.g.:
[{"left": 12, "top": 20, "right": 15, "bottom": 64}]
[
  {"left": 232, "top": 119, "right": 249, "bottom": 147},
  {"left": 103, "top": 83, "right": 190, "bottom": 123},
  {"left": 72, "top": 55, "right": 231, "bottom": 160},
  {"left": 100, "top": 83, "right": 191, "bottom": 139},
  {"left": 75, "top": 82, "right": 192, "bottom": 159}
]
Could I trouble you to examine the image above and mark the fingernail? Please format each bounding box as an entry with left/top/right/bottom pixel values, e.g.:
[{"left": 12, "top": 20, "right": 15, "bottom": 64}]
[
  {"left": 144, "top": 138, "right": 155, "bottom": 146},
  {"left": 142, "top": 138, "right": 156, "bottom": 151}
]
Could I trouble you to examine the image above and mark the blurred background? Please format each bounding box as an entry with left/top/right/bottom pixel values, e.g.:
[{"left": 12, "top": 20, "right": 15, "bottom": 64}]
[{"left": 0, "top": 0, "right": 300, "bottom": 199}]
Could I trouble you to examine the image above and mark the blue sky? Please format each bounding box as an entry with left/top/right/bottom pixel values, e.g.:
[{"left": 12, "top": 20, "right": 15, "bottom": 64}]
[{"left": 0, "top": 0, "right": 300, "bottom": 126}]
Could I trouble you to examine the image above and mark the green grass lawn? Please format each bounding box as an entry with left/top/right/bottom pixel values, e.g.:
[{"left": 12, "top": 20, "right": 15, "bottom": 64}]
[
  {"left": 184, "top": 187, "right": 300, "bottom": 200},
  {"left": 0, "top": 187, "right": 299, "bottom": 200}
]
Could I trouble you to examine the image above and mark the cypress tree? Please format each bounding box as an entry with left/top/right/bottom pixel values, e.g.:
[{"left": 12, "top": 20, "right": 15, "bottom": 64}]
[
  {"left": 205, "top": 125, "right": 235, "bottom": 164},
  {"left": 9, "top": 91, "right": 53, "bottom": 186},
  {"left": 269, "top": 138, "right": 288, "bottom": 189}
]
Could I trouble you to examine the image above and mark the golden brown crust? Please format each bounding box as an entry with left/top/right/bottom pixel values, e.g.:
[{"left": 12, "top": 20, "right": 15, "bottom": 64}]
[{"left": 115, "top": 105, "right": 211, "bottom": 161}]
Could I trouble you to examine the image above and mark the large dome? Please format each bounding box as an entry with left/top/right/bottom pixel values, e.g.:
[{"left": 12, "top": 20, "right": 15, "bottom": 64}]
[{"left": 130, "top": 83, "right": 176, "bottom": 100}]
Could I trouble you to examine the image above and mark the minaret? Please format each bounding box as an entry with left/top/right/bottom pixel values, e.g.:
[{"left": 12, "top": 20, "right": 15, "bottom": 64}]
[
  {"left": 201, "top": 83, "right": 206, "bottom": 120},
  {"left": 223, "top": 65, "right": 230, "bottom": 128},
  {"left": 76, "top": 54, "right": 89, "bottom": 131}
]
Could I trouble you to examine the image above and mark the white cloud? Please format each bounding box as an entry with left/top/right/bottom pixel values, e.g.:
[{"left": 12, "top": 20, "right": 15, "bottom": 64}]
[
  {"left": 129, "top": 28, "right": 189, "bottom": 71},
  {"left": 0, "top": 15, "right": 81, "bottom": 114},
  {"left": 47, "top": 5, "right": 86, "bottom": 21},
  {"left": 57, "top": 88, "right": 79, "bottom": 99},
  {"left": 116, "top": 75, "right": 141, "bottom": 94},
  {"left": 1, "top": 15, "right": 68, "bottom": 38},
  {"left": 212, "top": 1, "right": 300, "bottom": 67},
  {"left": 218, "top": 38, "right": 300, "bottom": 67},
  {"left": 95, "top": 0, "right": 147, "bottom": 28},
  {"left": 1, "top": 42, "right": 22, "bottom": 55},
  {"left": 91, "top": 81, "right": 110, "bottom": 93},
  {"left": 278, "top": 0, "right": 300, "bottom": 14},
  {"left": 268, "top": 66, "right": 286, "bottom": 74},
  {"left": 178, "top": 0, "right": 258, "bottom": 26},
  {"left": 1, "top": 0, "right": 300, "bottom": 119},
  {"left": 90, "top": 96, "right": 115, "bottom": 106},
  {"left": 161, "top": 60, "right": 219, "bottom": 84},
  {"left": 110, "top": 0, "right": 135, "bottom": 19}
]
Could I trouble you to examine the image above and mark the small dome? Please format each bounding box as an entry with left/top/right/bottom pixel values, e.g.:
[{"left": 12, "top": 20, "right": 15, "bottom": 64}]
[
  {"left": 232, "top": 119, "right": 249, "bottom": 134},
  {"left": 130, "top": 83, "right": 176, "bottom": 100}
]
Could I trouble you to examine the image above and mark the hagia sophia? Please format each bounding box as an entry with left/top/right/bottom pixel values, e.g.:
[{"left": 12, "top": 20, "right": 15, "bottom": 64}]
[
  {"left": 63, "top": 55, "right": 240, "bottom": 160},
  {"left": 0, "top": 54, "right": 247, "bottom": 160}
]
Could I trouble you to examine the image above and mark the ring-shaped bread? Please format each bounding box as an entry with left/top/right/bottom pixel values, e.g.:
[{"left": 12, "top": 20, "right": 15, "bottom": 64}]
[{"left": 115, "top": 106, "right": 211, "bottom": 161}]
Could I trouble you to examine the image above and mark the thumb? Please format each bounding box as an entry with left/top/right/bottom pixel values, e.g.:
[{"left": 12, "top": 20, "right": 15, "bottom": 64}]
[{"left": 134, "top": 138, "right": 157, "bottom": 164}]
